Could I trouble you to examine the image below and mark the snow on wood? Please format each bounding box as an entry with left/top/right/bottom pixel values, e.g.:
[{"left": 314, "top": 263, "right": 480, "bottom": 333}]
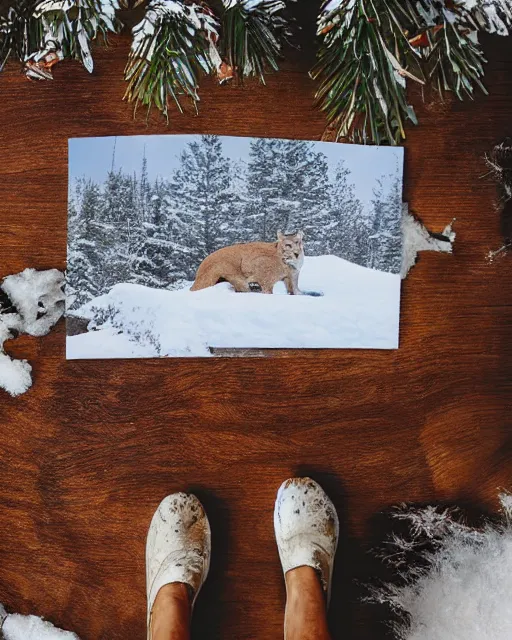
[
  {"left": 0, "top": 333, "right": 33, "bottom": 398},
  {"left": 370, "top": 493, "right": 512, "bottom": 640},
  {"left": 401, "top": 208, "right": 456, "bottom": 278},
  {"left": 0, "top": 269, "right": 64, "bottom": 397},
  {"left": 1, "top": 610, "right": 79, "bottom": 640},
  {"left": 2, "top": 269, "right": 65, "bottom": 337}
]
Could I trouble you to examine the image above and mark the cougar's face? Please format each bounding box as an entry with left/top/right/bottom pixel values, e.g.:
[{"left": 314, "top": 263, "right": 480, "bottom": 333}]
[{"left": 278, "top": 231, "right": 304, "bottom": 268}]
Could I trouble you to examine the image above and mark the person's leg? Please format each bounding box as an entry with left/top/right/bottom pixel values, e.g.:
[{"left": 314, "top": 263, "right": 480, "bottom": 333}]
[
  {"left": 284, "top": 567, "right": 331, "bottom": 640},
  {"left": 146, "top": 493, "right": 211, "bottom": 640},
  {"left": 149, "top": 583, "right": 191, "bottom": 640},
  {"left": 274, "top": 477, "right": 339, "bottom": 640}
]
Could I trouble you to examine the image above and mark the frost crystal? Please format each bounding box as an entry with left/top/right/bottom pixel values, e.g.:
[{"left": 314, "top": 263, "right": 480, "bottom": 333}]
[{"left": 370, "top": 494, "right": 512, "bottom": 640}]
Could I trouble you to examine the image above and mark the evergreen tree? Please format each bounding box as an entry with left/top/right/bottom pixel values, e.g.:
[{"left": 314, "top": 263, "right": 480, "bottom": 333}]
[
  {"left": 369, "top": 175, "right": 402, "bottom": 273},
  {"left": 246, "top": 138, "right": 281, "bottom": 241},
  {"left": 168, "top": 135, "right": 234, "bottom": 278},
  {"left": 246, "top": 139, "right": 331, "bottom": 248},
  {"left": 327, "top": 161, "right": 368, "bottom": 264},
  {"left": 101, "top": 169, "right": 142, "bottom": 287},
  {"left": 284, "top": 141, "right": 331, "bottom": 254},
  {"left": 216, "top": 159, "right": 251, "bottom": 247},
  {"left": 67, "top": 178, "right": 107, "bottom": 308},
  {"left": 132, "top": 177, "right": 182, "bottom": 288},
  {"left": 138, "top": 151, "right": 151, "bottom": 222}
]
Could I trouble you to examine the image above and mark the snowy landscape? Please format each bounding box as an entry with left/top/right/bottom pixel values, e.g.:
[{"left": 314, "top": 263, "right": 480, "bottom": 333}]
[
  {"left": 67, "top": 134, "right": 403, "bottom": 355},
  {"left": 67, "top": 256, "right": 401, "bottom": 357}
]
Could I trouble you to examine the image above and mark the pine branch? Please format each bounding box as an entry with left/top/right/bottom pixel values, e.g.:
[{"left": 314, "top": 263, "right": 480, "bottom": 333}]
[
  {"left": 220, "top": 0, "right": 292, "bottom": 83},
  {"left": 312, "top": 0, "right": 510, "bottom": 145},
  {"left": 468, "top": 0, "right": 512, "bottom": 36},
  {"left": 0, "top": 1, "right": 41, "bottom": 71},
  {"left": 413, "top": 1, "right": 487, "bottom": 100},
  {"left": 124, "top": 1, "right": 219, "bottom": 119},
  {"left": 311, "top": 0, "right": 423, "bottom": 145},
  {"left": 30, "top": 0, "right": 120, "bottom": 75},
  {"left": 0, "top": 0, "right": 511, "bottom": 130}
]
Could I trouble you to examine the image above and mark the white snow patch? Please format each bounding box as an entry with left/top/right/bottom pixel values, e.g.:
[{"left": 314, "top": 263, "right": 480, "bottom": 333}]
[
  {"left": 223, "top": 0, "right": 285, "bottom": 11},
  {"left": 34, "top": 1, "right": 76, "bottom": 14},
  {"left": 99, "top": 0, "right": 119, "bottom": 22},
  {"left": 372, "top": 494, "right": 512, "bottom": 640},
  {"left": 401, "top": 208, "right": 455, "bottom": 278},
  {"left": 321, "top": 0, "right": 343, "bottom": 12},
  {"left": 0, "top": 268, "right": 64, "bottom": 397},
  {"left": 2, "top": 612, "right": 79, "bottom": 640},
  {"left": 2, "top": 268, "right": 65, "bottom": 337},
  {"left": 0, "top": 351, "right": 33, "bottom": 397},
  {"left": 460, "top": 0, "right": 512, "bottom": 35},
  {"left": 67, "top": 255, "right": 401, "bottom": 358},
  {"left": 68, "top": 327, "right": 156, "bottom": 359}
]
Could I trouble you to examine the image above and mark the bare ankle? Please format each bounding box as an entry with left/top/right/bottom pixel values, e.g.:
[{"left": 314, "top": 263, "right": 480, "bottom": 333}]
[
  {"left": 285, "top": 567, "right": 331, "bottom": 640},
  {"left": 153, "top": 583, "right": 191, "bottom": 608},
  {"left": 150, "top": 583, "right": 191, "bottom": 640},
  {"left": 286, "top": 566, "right": 322, "bottom": 594}
]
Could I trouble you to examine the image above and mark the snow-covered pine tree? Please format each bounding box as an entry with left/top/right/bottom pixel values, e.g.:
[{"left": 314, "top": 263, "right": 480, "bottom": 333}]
[
  {"left": 216, "top": 158, "right": 251, "bottom": 246},
  {"left": 67, "top": 178, "right": 107, "bottom": 308},
  {"left": 132, "top": 176, "right": 179, "bottom": 288},
  {"left": 100, "top": 169, "right": 142, "bottom": 288},
  {"left": 327, "top": 161, "right": 368, "bottom": 265},
  {"left": 138, "top": 151, "right": 151, "bottom": 223},
  {"left": 67, "top": 177, "right": 82, "bottom": 307},
  {"left": 168, "top": 135, "right": 234, "bottom": 278},
  {"left": 369, "top": 175, "right": 402, "bottom": 273},
  {"left": 246, "top": 137, "right": 280, "bottom": 241},
  {"left": 246, "top": 138, "right": 331, "bottom": 249},
  {"left": 280, "top": 140, "right": 330, "bottom": 254}
]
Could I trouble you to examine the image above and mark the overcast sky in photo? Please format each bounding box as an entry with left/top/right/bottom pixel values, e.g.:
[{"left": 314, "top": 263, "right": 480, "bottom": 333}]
[{"left": 69, "top": 134, "right": 404, "bottom": 204}]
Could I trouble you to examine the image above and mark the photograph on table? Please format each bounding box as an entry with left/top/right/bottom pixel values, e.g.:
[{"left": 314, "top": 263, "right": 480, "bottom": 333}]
[{"left": 66, "top": 134, "right": 404, "bottom": 357}]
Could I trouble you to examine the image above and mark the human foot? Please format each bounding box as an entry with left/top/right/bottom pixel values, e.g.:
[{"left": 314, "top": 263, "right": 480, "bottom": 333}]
[
  {"left": 274, "top": 477, "right": 339, "bottom": 604},
  {"left": 285, "top": 566, "right": 332, "bottom": 640},
  {"left": 146, "top": 493, "right": 211, "bottom": 638}
]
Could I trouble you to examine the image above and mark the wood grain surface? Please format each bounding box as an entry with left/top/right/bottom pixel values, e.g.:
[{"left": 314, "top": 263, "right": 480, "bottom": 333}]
[{"left": 0, "top": 4, "right": 511, "bottom": 638}]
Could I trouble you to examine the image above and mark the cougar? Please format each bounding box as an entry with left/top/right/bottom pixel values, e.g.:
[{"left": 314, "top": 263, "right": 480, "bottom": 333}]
[{"left": 190, "top": 231, "right": 305, "bottom": 295}]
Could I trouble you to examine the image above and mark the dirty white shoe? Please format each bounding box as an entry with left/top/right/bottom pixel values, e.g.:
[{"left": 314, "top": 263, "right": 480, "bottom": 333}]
[
  {"left": 274, "top": 477, "right": 339, "bottom": 604},
  {"left": 146, "top": 493, "right": 211, "bottom": 636}
]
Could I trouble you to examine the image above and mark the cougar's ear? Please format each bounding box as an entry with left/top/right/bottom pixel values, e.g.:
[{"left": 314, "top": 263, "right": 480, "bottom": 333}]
[
  {"left": 297, "top": 230, "right": 304, "bottom": 241},
  {"left": 277, "top": 230, "right": 284, "bottom": 241}
]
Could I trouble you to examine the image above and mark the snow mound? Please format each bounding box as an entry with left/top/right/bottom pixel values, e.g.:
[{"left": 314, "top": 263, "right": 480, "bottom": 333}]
[
  {"left": 67, "top": 255, "right": 400, "bottom": 358},
  {"left": 0, "top": 352, "right": 33, "bottom": 397},
  {"left": 2, "top": 268, "right": 65, "bottom": 337},
  {"left": 371, "top": 494, "right": 512, "bottom": 640},
  {"left": 1, "top": 268, "right": 65, "bottom": 397},
  {"left": 67, "top": 327, "right": 153, "bottom": 359},
  {"left": 2, "top": 612, "right": 79, "bottom": 640}
]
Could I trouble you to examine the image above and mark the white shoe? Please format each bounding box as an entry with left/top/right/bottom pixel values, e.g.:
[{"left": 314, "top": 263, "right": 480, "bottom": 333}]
[
  {"left": 274, "top": 477, "right": 339, "bottom": 604},
  {"left": 146, "top": 493, "right": 211, "bottom": 637}
]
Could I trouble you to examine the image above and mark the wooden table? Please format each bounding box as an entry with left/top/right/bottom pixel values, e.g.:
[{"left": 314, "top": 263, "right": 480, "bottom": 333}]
[{"left": 1, "top": 8, "right": 511, "bottom": 639}]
